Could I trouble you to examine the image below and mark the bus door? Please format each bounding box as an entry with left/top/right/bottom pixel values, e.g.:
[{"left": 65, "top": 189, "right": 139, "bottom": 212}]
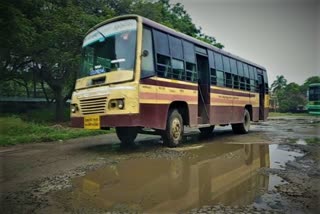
[
  {"left": 258, "top": 74, "right": 265, "bottom": 120},
  {"left": 196, "top": 54, "right": 210, "bottom": 124}
]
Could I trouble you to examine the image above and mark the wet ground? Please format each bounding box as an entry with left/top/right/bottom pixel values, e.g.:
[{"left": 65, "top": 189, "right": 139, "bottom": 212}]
[{"left": 1, "top": 116, "right": 319, "bottom": 213}]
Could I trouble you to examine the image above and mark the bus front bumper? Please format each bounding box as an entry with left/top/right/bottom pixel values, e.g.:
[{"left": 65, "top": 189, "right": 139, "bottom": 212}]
[{"left": 71, "top": 114, "right": 141, "bottom": 129}]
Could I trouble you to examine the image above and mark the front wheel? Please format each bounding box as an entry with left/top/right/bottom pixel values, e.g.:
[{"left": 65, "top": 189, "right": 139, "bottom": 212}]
[
  {"left": 232, "top": 109, "right": 250, "bottom": 134},
  {"left": 116, "top": 127, "right": 138, "bottom": 144},
  {"left": 163, "top": 109, "right": 184, "bottom": 147}
]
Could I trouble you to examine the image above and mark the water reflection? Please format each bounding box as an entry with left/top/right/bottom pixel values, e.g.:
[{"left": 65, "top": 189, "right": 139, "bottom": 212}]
[{"left": 70, "top": 143, "right": 270, "bottom": 212}]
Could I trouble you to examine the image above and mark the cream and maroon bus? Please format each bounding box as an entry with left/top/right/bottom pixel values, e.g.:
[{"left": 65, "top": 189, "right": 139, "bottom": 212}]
[{"left": 71, "top": 15, "right": 269, "bottom": 147}]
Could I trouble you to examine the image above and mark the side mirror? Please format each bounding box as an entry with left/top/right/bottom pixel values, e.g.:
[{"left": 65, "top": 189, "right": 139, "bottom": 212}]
[{"left": 142, "top": 50, "right": 149, "bottom": 57}]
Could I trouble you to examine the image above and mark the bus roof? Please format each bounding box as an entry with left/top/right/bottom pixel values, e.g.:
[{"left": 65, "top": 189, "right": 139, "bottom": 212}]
[
  {"left": 86, "top": 14, "right": 267, "bottom": 71},
  {"left": 309, "top": 83, "right": 320, "bottom": 87}
]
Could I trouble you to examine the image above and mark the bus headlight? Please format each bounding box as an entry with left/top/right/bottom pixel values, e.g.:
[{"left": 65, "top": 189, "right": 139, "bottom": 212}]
[
  {"left": 118, "top": 99, "right": 125, "bottom": 109},
  {"left": 71, "top": 104, "right": 78, "bottom": 113}
]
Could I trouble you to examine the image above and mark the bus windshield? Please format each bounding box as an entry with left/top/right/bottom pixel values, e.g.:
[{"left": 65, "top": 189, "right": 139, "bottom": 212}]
[
  {"left": 309, "top": 85, "right": 320, "bottom": 101},
  {"left": 80, "top": 19, "right": 137, "bottom": 78}
]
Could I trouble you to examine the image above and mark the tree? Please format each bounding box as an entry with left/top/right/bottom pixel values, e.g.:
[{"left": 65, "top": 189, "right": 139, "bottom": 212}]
[
  {"left": 1, "top": 0, "right": 224, "bottom": 121},
  {"left": 271, "top": 75, "right": 287, "bottom": 94},
  {"left": 277, "top": 82, "right": 306, "bottom": 112},
  {"left": 300, "top": 76, "right": 320, "bottom": 94}
]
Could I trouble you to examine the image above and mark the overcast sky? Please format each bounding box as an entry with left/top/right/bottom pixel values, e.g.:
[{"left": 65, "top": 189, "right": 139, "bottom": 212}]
[{"left": 172, "top": 0, "right": 320, "bottom": 85}]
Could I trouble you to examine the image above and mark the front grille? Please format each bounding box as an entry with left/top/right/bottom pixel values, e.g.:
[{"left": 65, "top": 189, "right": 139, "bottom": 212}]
[{"left": 79, "top": 97, "right": 107, "bottom": 115}]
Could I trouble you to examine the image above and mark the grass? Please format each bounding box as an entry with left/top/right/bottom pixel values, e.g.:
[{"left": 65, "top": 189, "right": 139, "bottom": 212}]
[
  {"left": 269, "top": 112, "right": 315, "bottom": 117},
  {"left": 305, "top": 137, "right": 320, "bottom": 145},
  {"left": 0, "top": 116, "right": 113, "bottom": 146}
]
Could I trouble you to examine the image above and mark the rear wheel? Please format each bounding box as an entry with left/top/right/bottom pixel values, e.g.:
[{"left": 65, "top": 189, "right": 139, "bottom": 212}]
[
  {"left": 199, "top": 125, "right": 215, "bottom": 136},
  {"left": 116, "top": 127, "right": 138, "bottom": 144},
  {"left": 163, "top": 109, "right": 184, "bottom": 147},
  {"left": 232, "top": 109, "right": 250, "bottom": 134}
]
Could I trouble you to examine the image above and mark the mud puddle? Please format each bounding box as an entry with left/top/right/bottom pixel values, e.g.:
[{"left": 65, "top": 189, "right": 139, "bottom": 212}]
[{"left": 53, "top": 142, "right": 304, "bottom": 213}]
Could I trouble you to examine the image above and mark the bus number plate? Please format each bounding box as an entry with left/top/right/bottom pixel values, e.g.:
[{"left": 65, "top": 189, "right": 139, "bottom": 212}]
[{"left": 84, "top": 115, "right": 100, "bottom": 129}]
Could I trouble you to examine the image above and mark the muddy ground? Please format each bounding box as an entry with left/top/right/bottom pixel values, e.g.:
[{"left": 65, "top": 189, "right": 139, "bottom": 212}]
[{"left": 0, "top": 116, "right": 319, "bottom": 214}]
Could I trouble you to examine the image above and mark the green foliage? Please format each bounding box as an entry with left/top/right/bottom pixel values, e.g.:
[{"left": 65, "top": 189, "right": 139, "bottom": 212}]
[
  {"left": 277, "top": 82, "right": 306, "bottom": 112},
  {"left": 300, "top": 76, "right": 320, "bottom": 94},
  {"left": 1, "top": 0, "right": 224, "bottom": 121},
  {"left": 271, "top": 75, "right": 287, "bottom": 94},
  {"left": 0, "top": 116, "right": 112, "bottom": 146}
]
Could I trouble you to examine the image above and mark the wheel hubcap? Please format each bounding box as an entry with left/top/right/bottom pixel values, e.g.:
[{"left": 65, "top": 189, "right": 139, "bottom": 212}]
[{"left": 171, "top": 118, "right": 181, "bottom": 139}]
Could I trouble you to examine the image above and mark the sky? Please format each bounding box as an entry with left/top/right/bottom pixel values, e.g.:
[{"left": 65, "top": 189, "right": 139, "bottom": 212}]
[{"left": 171, "top": 0, "right": 320, "bottom": 85}]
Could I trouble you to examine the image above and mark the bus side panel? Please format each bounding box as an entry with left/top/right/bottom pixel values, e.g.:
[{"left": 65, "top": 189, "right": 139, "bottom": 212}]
[
  {"left": 231, "top": 106, "right": 245, "bottom": 124},
  {"left": 210, "top": 106, "right": 233, "bottom": 125},
  {"left": 264, "top": 94, "right": 270, "bottom": 121},
  {"left": 250, "top": 92, "right": 260, "bottom": 122},
  {"left": 189, "top": 103, "right": 198, "bottom": 127},
  {"left": 139, "top": 103, "right": 168, "bottom": 129}
]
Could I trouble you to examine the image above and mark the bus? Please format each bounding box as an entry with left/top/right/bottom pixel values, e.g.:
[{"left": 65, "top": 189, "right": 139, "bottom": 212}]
[
  {"left": 307, "top": 83, "right": 320, "bottom": 115},
  {"left": 71, "top": 15, "right": 269, "bottom": 147}
]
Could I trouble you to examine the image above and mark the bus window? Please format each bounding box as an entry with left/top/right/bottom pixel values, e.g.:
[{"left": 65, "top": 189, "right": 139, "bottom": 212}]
[
  {"left": 169, "top": 36, "right": 183, "bottom": 60},
  {"left": 153, "top": 30, "right": 172, "bottom": 78},
  {"left": 171, "top": 59, "right": 185, "bottom": 80},
  {"left": 223, "top": 56, "right": 231, "bottom": 73},
  {"left": 263, "top": 70, "right": 269, "bottom": 94},
  {"left": 153, "top": 30, "right": 170, "bottom": 56},
  {"left": 233, "top": 75, "right": 240, "bottom": 89},
  {"left": 230, "top": 58, "right": 237, "bottom": 75},
  {"left": 216, "top": 70, "right": 225, "bottom": 86},
  {"left": 250, "top": 79, "right": 255, "bottom": 92},
  {"left": 141, "top": 28, "right": 155, "bottom": 78},
  {"left": 210, "top": 69, "right": 217, "bottom": 85},
  {"left": 183, "top": 41, "right": 195, "bottom": 63},
  {"left": 237, "top": 61, "right": 244, "bottom": 77},
  {"left": 226, "top": 73, "right": 232, "bottom": 88},
  {"left": 186, "top": 62, "right": 197, "bottom": 82},
  {"left": 156, "top": 54, "right": 171, "bottom": 78},
  {"left": 243, "top": 64, "right": 249, "bottom": 78},
  {"left": 214, "top": 53, "right": 223, "bottom": 71}
]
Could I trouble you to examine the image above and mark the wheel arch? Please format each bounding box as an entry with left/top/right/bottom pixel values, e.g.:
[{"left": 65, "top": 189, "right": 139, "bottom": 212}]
[
  {"left": 168, "top": 101, "right": 190, "bottom": 126},
  {"left": 245, "top": 104, "right": 253, "bottom": 121}
]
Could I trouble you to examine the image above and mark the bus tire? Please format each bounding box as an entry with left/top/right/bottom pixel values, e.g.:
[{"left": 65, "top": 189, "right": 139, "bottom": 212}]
[
  {"left": 199, "top": 126, "right": 215, "bottom": 136},
  {"left": 116, "top": 127, "right": 138, "bottom": 144},
  {"left": 163, "top": 109, "right": 184, "bottom": 147},
  {"left": 232, "top": 109, "right": 250, "bottom": 134}
]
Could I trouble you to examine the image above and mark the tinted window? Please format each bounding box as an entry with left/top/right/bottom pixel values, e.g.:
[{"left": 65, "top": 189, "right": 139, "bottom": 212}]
[
  {"left": 237, "top": 61, "right": 244, "bottom": 76},
  {"left": 210, "top": 68, "right": 216, "bottom": 85},
  {"left": 156, "top": 54, "right": 171, "bottom": 77},
  {"left": 214, "top": 52, "right": 223, "bottom": 70},
  {"left": 208, "top": 50, "right": 215, "bottom": 68},
  {"left": 226, "top": 73, "right": 232, "bottom": 88},
  {"left": 171, "top": 59, "right": 184, "bottom": 80},
  {"left": 141, "top": 28, "right": 155, "bottom": 78},
  {"left": 248, "top": 66, "right": 254, "bottom": 79},
  {"left": 253, "top": 67, "right": 258, "bottom": 80},
  {"left": 223, "top": 56, "right": 231, "bottom": 73},
  {"left": 243, "top": 64, "right": 249, "bottom": 78},
  {"left": 195, "top": 46, "right": 207, "bottom": 55},
  {"left": 153, "top": 30, "right": 169, "bottom": 56},
  {"left": 216, "top": 70, "right": 224, "bottom": 86},
  {"left": 186, "top": 62, "right": 197, "bottom": 82},
  {"left": 169, "top": 36, "right": 183, "bottom": 59},
  {"left": 230, "top": 58, "right": 237, "bottom": 74},
  {"left": 233, "top": 75, "right": 239, "bottom": 89},
  {"left": 183, "top": 41, "right": 195, "bottom": 63}
]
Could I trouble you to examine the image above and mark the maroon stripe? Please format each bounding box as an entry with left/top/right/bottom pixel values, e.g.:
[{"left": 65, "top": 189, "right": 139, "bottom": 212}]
[
  {"left": 140, "top": 78, "right": 198, "bottom": 90},
  {"left": 211, "top": 88, "right": 255, "bottom": 98}
]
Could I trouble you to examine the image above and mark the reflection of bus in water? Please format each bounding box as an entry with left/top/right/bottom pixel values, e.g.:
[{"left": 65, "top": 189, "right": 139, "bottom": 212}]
[
  {"left": 307, "top": 83, "right": 320, "bottom": 115},
  {"left": 70, "top": 144, "right": 270, "bottom": 212}
]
